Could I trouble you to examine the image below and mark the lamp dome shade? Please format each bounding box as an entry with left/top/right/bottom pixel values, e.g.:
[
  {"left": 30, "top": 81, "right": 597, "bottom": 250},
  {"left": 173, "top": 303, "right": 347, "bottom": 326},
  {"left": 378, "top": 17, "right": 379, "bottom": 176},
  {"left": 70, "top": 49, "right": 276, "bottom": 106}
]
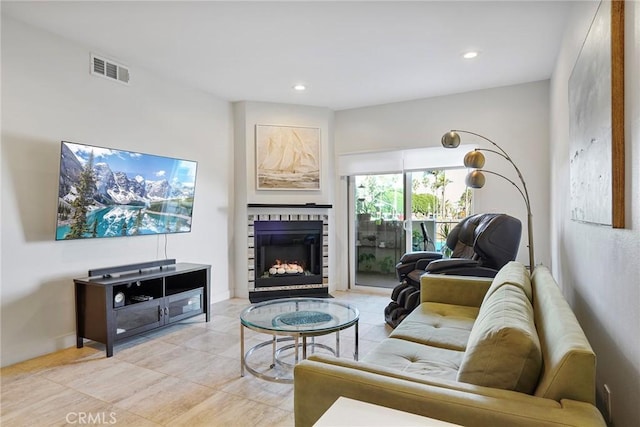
[
  {"left": 464, "top": 151, "right": 485, "bottom": 168},
  {"left": 465, "top": 170, "right": 486, "bottom": 188},
  {"left": 441, "top": 131, "right": 461, "bottom": 148}
]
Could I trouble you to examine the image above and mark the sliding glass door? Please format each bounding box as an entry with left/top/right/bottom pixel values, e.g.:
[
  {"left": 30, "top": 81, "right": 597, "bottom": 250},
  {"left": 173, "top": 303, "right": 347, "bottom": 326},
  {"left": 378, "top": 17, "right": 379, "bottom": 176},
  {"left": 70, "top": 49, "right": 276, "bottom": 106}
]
[
  {"left": 406, "top": 169, "right": 471, "bottom": 256},
  {"left": 354, "top": 174, "right": 405, "bottom": 288},
  {"left": 352, "top": 169, "right": 471, "bottom": 288}
]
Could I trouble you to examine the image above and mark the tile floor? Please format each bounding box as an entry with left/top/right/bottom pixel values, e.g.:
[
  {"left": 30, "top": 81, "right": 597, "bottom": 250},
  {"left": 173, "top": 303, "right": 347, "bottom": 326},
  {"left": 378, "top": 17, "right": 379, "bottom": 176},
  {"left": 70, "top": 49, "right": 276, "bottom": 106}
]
[{"left": 1, "top": 289, "right": 392, "bottom": 427}]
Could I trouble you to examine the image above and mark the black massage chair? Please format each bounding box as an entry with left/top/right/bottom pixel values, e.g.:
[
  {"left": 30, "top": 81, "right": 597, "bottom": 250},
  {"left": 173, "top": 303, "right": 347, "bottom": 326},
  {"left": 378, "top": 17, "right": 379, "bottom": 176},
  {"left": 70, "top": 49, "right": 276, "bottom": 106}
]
[{"left": 384, "top": 213, "right": 522, "bottom": 328}]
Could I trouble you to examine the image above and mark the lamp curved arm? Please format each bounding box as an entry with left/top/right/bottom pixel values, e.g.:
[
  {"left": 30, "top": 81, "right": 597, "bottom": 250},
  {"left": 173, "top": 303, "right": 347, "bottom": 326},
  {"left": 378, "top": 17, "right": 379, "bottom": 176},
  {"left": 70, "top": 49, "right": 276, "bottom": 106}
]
[
  {"left": 445, "top": 129, "right": 535, "bottom": 271},
  {"left": 474, "top": 169, "right": 531, "bottom": 214},
  {"left": 472, "top": 169, "right": 535, "bottom": 272},
  {"left": 452, "top": 129, "right": 511, "bottom": 160},
  {"left": 453, "top": 130, "right": 532, "bottom": 216}
]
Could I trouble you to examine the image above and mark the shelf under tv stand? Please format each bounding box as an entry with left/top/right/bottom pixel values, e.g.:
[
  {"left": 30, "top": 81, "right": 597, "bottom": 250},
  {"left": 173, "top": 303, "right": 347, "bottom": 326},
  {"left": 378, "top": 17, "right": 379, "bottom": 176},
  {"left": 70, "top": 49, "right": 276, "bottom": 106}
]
[{"left": 74, "top": 260, "right": 211, "bottom": 357}]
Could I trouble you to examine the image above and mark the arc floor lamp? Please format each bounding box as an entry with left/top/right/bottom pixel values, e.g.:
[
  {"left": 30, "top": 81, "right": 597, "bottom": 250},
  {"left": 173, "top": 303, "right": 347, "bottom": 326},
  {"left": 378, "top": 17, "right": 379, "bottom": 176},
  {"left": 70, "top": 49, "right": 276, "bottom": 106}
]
[{"left": 441, "top": 130, "right": 534, "bottom": 273}]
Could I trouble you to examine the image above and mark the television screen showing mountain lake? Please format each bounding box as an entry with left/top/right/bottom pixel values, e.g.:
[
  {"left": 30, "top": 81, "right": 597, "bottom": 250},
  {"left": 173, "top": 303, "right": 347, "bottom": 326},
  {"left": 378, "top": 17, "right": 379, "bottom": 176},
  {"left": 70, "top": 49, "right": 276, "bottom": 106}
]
[{"left": 55, "top": 141, "right": 197, "bottom": 240}]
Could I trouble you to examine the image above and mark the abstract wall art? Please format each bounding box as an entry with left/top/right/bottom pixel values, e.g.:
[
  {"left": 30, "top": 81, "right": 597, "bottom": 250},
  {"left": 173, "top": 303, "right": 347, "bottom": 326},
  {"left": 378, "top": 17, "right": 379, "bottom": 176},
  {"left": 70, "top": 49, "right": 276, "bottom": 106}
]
[{"left": 569, "top": 0, "right": 625, "bottom": 228}]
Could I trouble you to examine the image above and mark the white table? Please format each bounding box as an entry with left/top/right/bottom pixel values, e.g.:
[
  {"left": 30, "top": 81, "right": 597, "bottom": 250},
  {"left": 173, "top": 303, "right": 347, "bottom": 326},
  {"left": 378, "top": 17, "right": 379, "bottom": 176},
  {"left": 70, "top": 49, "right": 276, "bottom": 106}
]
[{"left": 313, "top": 397, "right": 461, "bottom": 427}]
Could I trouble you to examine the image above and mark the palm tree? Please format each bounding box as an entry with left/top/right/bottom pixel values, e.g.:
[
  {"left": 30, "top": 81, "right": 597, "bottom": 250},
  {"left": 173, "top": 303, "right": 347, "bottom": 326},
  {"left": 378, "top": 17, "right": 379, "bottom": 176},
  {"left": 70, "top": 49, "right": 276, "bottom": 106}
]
[
  {"left": 457, "top": 188, "right": 473, "bottom": 218},
  {"left": 430, "top": 170, "right": 452, "bottom": 218}
]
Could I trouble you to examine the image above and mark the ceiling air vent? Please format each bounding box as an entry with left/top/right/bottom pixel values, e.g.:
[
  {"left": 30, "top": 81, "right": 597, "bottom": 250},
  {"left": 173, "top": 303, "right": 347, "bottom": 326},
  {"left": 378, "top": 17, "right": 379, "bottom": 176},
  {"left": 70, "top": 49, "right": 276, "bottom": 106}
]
[{"left": 91, "top": 54, "right": 130, "bottom": 85}]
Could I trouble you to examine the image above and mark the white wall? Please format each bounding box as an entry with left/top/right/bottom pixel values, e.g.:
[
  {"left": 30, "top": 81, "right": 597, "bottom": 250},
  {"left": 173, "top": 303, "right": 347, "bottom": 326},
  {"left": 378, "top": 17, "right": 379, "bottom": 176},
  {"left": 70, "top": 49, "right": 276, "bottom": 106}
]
[
  {"left": 1, "top": 17, "right": 233, "bottom": 367},
  {"left": 334, "top": 81, "right": 551, "bottom": 287},
  {"left": 550, "top": 2, "right": 640, "bottom": 426},
  {"left": 232, "top": 101, "right": 335, "bottom": 298}
]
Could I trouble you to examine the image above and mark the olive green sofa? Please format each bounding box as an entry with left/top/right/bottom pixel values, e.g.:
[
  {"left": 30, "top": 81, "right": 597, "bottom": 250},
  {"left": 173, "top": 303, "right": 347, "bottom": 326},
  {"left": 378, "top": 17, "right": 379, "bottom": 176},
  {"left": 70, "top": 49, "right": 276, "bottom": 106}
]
[{"left": 294, "top": 262, "right": 605, "bottom": 426}]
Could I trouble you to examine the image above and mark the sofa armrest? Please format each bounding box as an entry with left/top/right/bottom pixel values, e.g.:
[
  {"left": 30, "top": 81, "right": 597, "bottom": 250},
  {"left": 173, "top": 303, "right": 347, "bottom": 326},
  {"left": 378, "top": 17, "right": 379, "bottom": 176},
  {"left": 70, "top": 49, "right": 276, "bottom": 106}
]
[
  {"left": 294, "top": 358, "right": 605, "bottom": 427},
  {"left": 420, "top": 274, "right": 493, "bottom": 306}
]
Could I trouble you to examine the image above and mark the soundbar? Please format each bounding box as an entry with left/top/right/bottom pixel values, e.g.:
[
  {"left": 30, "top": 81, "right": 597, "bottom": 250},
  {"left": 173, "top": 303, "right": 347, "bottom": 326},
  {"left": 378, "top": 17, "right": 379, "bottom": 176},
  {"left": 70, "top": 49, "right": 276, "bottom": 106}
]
[{"left": 88, "top": 259, "right": 177, "bottom": 278}]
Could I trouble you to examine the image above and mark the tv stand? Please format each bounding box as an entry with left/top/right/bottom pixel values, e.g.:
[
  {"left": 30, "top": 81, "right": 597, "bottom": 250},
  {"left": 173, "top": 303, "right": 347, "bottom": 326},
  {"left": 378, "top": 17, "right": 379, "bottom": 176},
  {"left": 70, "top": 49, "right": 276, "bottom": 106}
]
[{"left": 74, "top": 260, "right": 211, "bottom": 357}]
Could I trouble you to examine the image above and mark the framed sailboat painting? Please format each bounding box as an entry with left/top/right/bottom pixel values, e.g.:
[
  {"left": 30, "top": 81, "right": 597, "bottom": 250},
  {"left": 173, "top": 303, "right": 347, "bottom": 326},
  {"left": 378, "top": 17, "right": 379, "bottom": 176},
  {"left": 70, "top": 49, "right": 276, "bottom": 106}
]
[{"left": 255, "top": 124, "right": 321, "bottom": 190}]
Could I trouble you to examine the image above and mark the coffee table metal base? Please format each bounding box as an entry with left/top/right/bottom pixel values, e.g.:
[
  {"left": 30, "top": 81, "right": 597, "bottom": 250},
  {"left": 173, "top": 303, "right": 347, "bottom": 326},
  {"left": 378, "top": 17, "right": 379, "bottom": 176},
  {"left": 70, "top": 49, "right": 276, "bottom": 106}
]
[
  {"left": 240, "top": 325, "right": 358, "bottom": 384},
  {"left": 239, "top": 298, "right": 359, "bottom": 384},
  {"left": 242, "top": 335, "right": 339, "bottom": 383}
]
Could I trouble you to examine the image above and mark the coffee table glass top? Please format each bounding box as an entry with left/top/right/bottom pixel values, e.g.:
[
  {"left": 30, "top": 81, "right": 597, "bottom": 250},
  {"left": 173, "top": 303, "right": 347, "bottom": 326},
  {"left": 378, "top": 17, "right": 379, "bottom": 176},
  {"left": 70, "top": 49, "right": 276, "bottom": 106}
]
[{"left": 240, "top": 298, "right": 359, "bottom": 334}]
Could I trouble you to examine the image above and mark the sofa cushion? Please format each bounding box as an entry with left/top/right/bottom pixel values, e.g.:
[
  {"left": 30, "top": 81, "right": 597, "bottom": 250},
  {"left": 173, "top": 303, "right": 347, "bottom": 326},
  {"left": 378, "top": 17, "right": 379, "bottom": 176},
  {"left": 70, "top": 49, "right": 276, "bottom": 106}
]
[
  {"left": 482, "top": 261, "right": 532, "bottom": 305},
  {"left": 363, "top": 338, "right": 464, "bottom": 381},
  {"left": 457, "top": 284, "right": 542, "bottom": 394},
  {"left": 390, "top": 302, "right": 478, "bottom": 351}
]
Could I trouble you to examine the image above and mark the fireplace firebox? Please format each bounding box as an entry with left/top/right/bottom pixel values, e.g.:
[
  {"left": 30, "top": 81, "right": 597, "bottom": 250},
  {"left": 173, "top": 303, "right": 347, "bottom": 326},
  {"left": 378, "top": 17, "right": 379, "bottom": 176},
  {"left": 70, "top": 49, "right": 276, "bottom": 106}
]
[{"left": 254, "top": 220, "right": 323, "bottom": 288}]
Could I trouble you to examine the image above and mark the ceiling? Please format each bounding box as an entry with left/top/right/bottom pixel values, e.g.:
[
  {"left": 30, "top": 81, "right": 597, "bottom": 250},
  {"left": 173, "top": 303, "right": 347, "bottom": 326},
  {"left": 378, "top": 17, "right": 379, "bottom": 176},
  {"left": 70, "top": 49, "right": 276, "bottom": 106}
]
[{"left": 2, "top": 1, "right": 573, "bottom": 111}]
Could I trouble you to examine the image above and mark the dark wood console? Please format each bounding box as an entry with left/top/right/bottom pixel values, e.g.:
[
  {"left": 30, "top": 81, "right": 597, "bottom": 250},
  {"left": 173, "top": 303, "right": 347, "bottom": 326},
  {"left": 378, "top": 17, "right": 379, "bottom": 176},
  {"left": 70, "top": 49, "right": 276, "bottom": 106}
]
[{"left": 74, "top": 260, "right": 211, "bottom": 357}]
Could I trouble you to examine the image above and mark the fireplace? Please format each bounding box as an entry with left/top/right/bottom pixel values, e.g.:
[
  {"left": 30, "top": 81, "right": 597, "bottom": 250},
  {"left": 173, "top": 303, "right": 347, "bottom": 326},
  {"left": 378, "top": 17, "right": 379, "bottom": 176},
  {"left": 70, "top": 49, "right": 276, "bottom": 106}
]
[
  {"left": 247, "top": 213, "right": 329, "bottom": 302},
  {"left": 254, "top": 220, "right": 323, "bottom": 287}
]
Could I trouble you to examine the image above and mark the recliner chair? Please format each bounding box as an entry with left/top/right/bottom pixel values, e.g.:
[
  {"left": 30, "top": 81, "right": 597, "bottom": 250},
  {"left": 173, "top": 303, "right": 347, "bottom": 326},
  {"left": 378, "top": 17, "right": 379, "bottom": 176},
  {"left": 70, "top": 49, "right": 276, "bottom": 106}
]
[
  {"left": 384, "top": 213, "right": 522, "bottom": 328},
  {"left": 395, "top": 221, "right": 443, "bottom": 284}
]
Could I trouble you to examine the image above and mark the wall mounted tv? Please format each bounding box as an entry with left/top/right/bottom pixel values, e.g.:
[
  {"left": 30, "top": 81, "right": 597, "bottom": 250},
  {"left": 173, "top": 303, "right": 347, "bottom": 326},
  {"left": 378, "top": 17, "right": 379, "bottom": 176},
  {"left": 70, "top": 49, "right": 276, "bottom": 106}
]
[{"left": 56, "top": 141, "right": 198, "bottom": 240}]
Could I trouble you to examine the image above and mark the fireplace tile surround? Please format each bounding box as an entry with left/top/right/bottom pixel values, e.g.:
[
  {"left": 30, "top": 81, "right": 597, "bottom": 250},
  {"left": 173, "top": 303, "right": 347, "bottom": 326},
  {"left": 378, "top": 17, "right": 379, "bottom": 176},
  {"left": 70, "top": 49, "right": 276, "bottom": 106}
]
[{"left": 247, "top": 212, "right": 329, "bottom": 302}]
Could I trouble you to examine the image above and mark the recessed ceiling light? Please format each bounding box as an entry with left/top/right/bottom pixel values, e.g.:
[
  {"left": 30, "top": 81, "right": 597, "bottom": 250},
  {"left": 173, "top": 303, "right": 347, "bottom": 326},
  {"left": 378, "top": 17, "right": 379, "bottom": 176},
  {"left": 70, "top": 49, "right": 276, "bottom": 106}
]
[
  {"left": 293, "top": 84, "right": 307, "bottom": 91},
  {"left": 463, "top": 51, "right": 479, "bottom": 59}
]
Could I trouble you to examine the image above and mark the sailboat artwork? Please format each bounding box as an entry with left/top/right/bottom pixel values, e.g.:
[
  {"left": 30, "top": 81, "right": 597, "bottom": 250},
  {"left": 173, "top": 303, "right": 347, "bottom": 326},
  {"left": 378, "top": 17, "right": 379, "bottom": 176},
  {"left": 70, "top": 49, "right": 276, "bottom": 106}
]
[{"left": 256, "top": 125, "right": 321, "bottom": 190}]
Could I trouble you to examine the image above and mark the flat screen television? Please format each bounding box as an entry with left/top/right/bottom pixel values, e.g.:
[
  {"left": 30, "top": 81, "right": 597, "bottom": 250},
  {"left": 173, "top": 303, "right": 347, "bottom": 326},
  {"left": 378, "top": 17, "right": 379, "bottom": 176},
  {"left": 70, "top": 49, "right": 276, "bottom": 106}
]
[{"left": 56, "top": 141, "right": 198, "bottom": 240}]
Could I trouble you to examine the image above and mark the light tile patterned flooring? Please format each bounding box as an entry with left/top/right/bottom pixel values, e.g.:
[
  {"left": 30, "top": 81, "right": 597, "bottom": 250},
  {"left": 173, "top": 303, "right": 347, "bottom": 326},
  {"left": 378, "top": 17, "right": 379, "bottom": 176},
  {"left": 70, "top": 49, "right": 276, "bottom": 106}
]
[{"left": 1, "top": 289, "right": 392, "bottom": 426}]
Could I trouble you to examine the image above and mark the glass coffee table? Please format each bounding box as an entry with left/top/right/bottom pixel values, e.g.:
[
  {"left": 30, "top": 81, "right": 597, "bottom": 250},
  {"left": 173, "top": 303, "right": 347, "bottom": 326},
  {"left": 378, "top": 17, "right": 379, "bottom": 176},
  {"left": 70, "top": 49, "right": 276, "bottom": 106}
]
[{"left": 240, "top": 298, "right": 359, "bottom": 383}]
